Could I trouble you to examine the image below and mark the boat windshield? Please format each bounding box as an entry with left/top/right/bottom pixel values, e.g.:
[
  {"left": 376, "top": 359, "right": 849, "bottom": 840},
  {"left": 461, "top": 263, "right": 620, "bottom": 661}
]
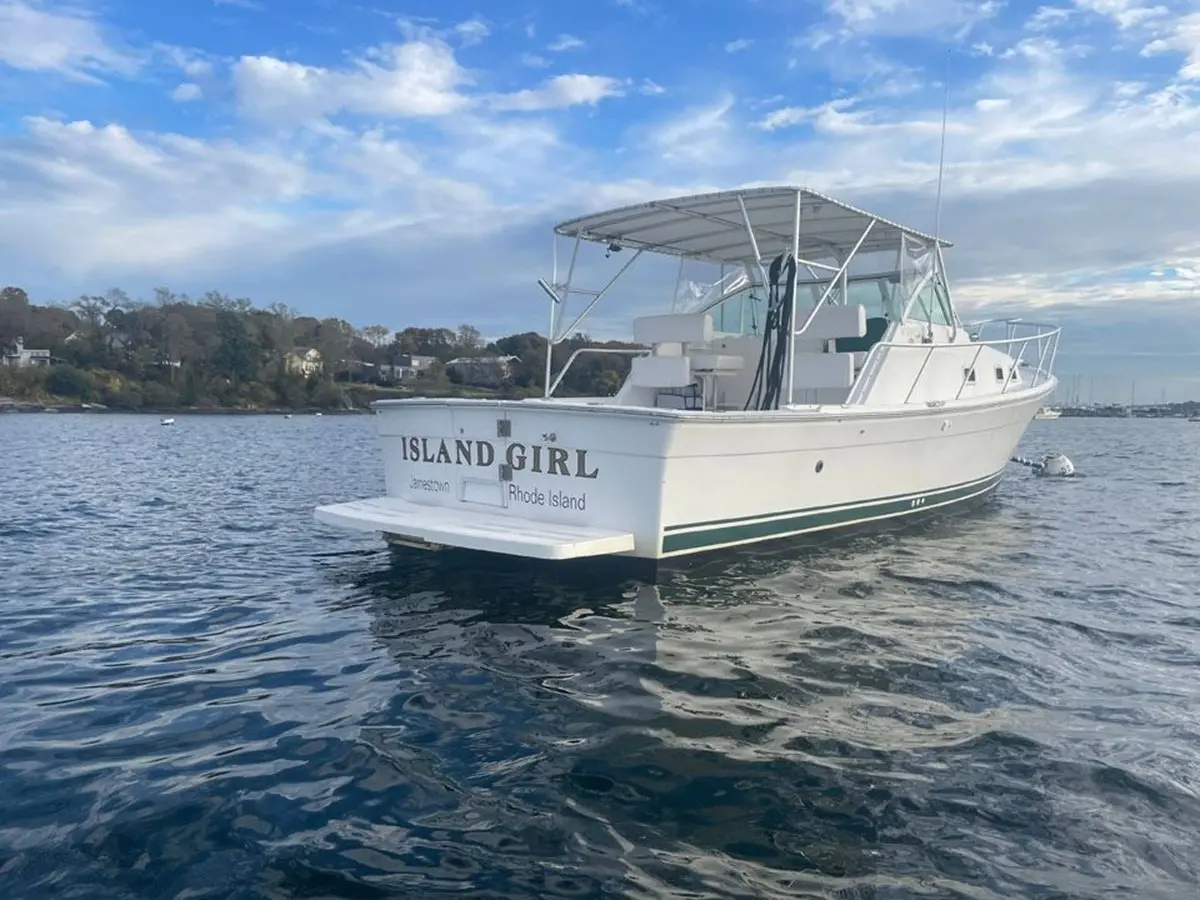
[
  {"left": 906, "top": 278, "right": 955, "bottom": 326},
  {"left": 711, "top": 286, "right": 767, "bottom": 334},
  {"left": 708, "top": 275, "right": 903, "bottom": 336}
]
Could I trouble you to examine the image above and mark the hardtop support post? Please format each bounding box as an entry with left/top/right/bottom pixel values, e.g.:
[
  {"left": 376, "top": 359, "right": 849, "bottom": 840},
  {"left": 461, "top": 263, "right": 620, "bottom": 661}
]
[
  {"left": 809, "top": 220, "right": 875, "bottom": 312},
  {"left": 735, "top": 194, "right": 770, "bottom": 287},
  {"left": 543, "top": 246, "right": 645, "bottom": 396},
  {"left": 786, "top": 188, "right": 801, "bottom": 405},
  {"left": 564, "top": 232, "right": 582, "bottom": 297},
  {"left": 544, "top": 232, "right": 581, "bottom": 396},
  {"left": 543, "top": 281, "right": 557, "bottom": 397},
  {"left": 557, "top": 248, "right": 644, "bottom": 339},
  {"left": 671, "top": 255, "right": 686, "bottom": 312}
]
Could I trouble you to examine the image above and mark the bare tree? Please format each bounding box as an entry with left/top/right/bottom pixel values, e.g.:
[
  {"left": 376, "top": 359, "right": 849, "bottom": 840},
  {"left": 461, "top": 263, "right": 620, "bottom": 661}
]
[
  {"left": 457, "top": 324, "right": 482, "bottom": 353},
  {"left": 361, "top": 325, "right": 392, "bottom": 349}
]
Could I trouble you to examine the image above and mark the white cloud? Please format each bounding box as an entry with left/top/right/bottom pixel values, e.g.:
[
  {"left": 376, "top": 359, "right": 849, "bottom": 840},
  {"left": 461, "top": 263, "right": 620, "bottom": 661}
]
[
  {"left": 0, "top": 111, "right": 551, "bottom": 309},
  {"left": 454, "top": 17, "right": 490, "bottom": 46},
  {"left": 491, "top": 74, "right": 626, "bottom": 111},
  {"left": 157, "top": 45, "right": 214, "bottom": 79},
  {"left": 1111, "top": 79, "right": 1145, "bottom": 99},
  {"left": 725, "top": 39, "right": 753, "bottom": 53},
  {"left": 724, "top": 30, "right": 1200, "bottom": 326},
  {"left": 974, "top": 97, "right": 1009, "bottom": 111},
  {"left": 788, "top": 35, "right": 923, "bottom": 99},
  {"left": 520, "top": 52, "right": 550, "bottom": 68},
  {"left": 1027, "top": 5, "right": 1074, "bottom": 30},
  {"left": 232, "top": 38, "right": 470, "bottom": 124},
  {"left": 0, "top": 117, "right": 312, "bottom": 273},
  {"left": 1072, "top": 0, "right": 1169, "bottom": 31},
  {"left": 547, "top": 34, "right": 585, "bottom": 52},
  {"left": 758, "top": 103, "right": 823, "bottom": 131},
  {"left": 171, "top": 82, "right": 203, "bottom": 102},
  {"left": 1142, "top": 13, "right": 1200, "bottom": 80},
  {"left": 758, "top": 95, "right": 947, "bottom": 135},
  {"left": 336, "top": 129, "right": 422, "bottom": 186},
  {"left": 445, "top": 117, "right": 561, "bottom": 188},
  {"left": 648, "top": 93, "right": 737, "bottom": 167},
  {"left": 819, "top": 0, "right": 1001, "bottom": 38},
  {"left": 0, "top": 0, "right": 138, "bottom": 81}
]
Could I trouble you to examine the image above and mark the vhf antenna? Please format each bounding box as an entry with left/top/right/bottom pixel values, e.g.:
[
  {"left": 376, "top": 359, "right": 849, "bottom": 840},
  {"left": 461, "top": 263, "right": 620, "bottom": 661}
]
[
  {"left": 933, "top": 48, "right": 951, "bottom": 240},
  {"left": 927, "top": 47, "right": 952, "bottom": 340}
]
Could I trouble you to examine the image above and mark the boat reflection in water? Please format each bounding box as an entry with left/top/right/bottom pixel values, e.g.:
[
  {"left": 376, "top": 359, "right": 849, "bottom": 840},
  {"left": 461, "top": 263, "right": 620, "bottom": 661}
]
[{"left": 313, "top": 504, "right": 1049, "bottom": 899}]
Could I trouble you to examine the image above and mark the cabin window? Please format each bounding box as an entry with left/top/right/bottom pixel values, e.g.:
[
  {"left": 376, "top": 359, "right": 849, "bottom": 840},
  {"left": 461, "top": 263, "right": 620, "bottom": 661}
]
[
  {"left": 995, "top": 366, "right": 1005, "bottom": 381},
  {"left": 963, "top": 367, "right": 976, "bottom": 383}
]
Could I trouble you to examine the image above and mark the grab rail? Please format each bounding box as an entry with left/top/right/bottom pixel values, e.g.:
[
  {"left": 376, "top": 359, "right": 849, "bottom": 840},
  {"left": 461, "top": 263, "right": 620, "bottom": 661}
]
[{"left": 845, "top": 322, "right": 1060, "bottom": 406}]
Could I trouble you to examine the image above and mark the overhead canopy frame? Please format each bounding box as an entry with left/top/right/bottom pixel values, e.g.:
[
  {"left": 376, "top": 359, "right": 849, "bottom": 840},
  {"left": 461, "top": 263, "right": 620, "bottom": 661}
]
[
  {"left": 542, "top": 186, "right": 957, "bottom": 401},
  {"left": 553, "top": 186, "right": 951, "bottom": 265}
]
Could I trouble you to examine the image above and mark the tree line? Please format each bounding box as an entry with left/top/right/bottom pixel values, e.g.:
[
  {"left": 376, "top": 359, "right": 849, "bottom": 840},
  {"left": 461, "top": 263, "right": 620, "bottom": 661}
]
[{"left": 0, "top": 286, "right": 637, "bottom": 410}]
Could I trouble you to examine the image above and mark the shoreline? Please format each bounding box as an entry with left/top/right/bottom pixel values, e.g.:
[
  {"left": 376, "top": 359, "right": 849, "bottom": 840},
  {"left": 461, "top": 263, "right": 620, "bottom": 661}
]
[{"left": 0, "top": 402, "right": 371, "bottom": 415}]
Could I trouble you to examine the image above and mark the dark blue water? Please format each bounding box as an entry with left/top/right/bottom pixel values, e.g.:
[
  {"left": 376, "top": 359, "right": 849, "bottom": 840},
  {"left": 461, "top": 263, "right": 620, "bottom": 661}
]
[{"left": 2, "top": 413, "right": 1198, "bottom": 899}]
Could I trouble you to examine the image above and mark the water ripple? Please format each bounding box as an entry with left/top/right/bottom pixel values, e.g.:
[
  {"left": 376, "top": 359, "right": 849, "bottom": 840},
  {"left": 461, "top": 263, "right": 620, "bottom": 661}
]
[{"left": 1, "top": 413, "right": 1199, "bottom": 898}]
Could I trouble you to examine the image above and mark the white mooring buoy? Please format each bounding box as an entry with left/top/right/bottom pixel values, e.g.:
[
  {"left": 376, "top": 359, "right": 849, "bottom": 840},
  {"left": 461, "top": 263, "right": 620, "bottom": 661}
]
[{"left": 1010, "top": 452, "right": 1075, "bottom": 477}]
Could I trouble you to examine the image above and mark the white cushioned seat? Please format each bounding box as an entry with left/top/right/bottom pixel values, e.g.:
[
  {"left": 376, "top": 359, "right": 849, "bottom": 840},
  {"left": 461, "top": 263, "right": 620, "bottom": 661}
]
[
  {"left": 629, "top": 354, "right": 692, "bottom": 388},
  {"left": 790, "top": 352, "right": 854, "bottom": 389},
  {"left": 806, "top": 304, "right": 866, "bottom": 340},
  {"left": 633, "top": 313, "right": 713, "bottom": 346}
]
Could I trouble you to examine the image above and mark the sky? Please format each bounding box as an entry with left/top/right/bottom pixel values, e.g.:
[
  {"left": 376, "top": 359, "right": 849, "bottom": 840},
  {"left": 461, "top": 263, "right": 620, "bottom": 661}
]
[{"left": 1, "top": 0, "right": 1199, "bottom": 400}]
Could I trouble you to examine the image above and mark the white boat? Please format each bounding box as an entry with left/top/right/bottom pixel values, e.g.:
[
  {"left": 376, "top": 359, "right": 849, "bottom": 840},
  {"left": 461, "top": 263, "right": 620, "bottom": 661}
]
[
  {"left": 160, "top": 417, "right": 176, "bottom": 426},
  {"left": 1033, "top": 406, "right": 1062, "bottom": 420},
  {"left": 315, "top": 186, "right": 1061, "bottom": 563}
]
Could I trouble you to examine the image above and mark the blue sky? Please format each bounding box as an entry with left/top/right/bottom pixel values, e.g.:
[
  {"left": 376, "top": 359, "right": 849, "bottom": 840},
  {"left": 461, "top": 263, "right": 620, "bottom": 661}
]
[{"left": 2, "top": 0, "right": 1200, "bottom": 398}]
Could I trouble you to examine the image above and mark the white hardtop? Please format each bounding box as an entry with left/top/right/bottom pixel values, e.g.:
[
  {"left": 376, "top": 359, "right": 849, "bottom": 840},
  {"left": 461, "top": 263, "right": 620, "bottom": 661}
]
[
  {"left": 553, "top": 185, "right": 951, "bottom": 265},
  {"left": 527, "top": 184, "right": 1058, "bottom": 413}
]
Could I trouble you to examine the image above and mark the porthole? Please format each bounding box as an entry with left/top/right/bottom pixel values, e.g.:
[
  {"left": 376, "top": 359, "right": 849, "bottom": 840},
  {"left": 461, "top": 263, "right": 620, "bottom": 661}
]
[{"left": 815, "top": 460, "right": 824, "bottom": 473}]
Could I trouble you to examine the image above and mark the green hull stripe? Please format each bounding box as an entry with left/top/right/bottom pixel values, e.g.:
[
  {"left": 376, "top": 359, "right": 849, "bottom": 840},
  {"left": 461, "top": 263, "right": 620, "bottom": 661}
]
[
  {"left": 665, "top": 471, "right": 1002, "bottom": 533},
  {"left": 661, "top": 471, "right": 1004, "bottom": 554}
]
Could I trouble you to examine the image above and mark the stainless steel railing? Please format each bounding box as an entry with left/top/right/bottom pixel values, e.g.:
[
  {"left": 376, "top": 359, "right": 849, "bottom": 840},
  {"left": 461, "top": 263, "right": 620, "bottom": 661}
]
[{"left": 845, "top": 319, "right": 1061, "bottom": 406}]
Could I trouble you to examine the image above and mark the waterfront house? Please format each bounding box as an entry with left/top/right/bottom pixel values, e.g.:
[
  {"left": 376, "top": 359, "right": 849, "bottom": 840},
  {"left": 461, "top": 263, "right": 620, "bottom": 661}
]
[
  {"left": 445, "top": 355, "right": 519, "bottom": 388},
  {"left": 286, "top": 347, "right": 324, "bottom": 377},
  {"left": 378, "top": 354, "right": 438, "bottom": 383},
  {"left": 2, "top": 337, "right": 51, "bottom": 368}
]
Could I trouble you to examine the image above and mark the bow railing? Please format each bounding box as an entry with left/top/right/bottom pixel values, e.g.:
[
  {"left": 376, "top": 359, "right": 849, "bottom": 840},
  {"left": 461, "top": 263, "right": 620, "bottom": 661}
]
[{"left": 845, "top": 319, "right": 1061, "bottom": 406}]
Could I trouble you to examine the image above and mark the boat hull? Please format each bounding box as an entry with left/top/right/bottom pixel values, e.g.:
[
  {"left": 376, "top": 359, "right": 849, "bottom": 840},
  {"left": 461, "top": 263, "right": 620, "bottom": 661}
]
[{"left": 315, "top": 389, "right": 1050, "bottom": 561}]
